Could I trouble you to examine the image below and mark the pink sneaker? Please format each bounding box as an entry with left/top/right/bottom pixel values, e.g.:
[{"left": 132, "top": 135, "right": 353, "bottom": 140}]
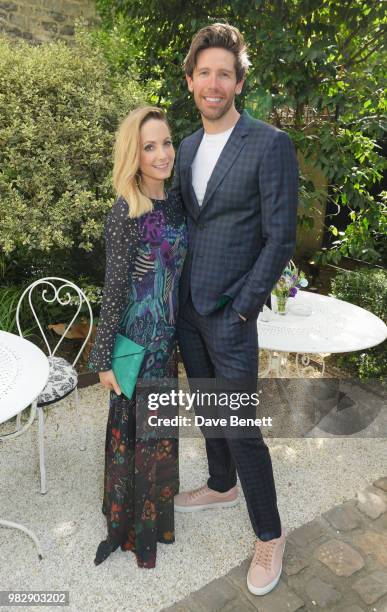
[
  {"left": 174, "top": 484, "right": 239, "bottom": 512},
  {"left": 247, "top": 531, "right": 286, "bottom": 596}
]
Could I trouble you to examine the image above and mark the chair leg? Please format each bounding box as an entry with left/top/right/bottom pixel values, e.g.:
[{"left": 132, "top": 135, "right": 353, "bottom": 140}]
[
  {"left": 37, "top": 405, "right": 47, "bottom": 495},
  {"left": 15, "top": 402, "right": 36, "bottom": 431},
  {"left": 74, "top": 386, "right": 86, "bottom": 451}
]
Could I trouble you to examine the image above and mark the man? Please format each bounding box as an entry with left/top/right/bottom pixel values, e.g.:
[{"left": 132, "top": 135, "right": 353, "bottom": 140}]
[{"left": 172, "top": 23, "right": 298, "bottom": 596}]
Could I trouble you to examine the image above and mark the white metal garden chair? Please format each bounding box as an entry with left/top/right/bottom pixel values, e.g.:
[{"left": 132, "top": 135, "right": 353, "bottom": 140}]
[{"left": 15, "top": 277, "right": 93, "bottom": 495}]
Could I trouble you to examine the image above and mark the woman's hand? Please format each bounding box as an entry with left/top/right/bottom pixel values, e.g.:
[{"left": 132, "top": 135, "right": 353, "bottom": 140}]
[{"left": 99, "top": 369, "right": 122, "bottom": 395}]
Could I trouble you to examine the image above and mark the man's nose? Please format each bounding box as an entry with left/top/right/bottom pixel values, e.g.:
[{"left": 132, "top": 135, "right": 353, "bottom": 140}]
[{"left": 207, "top": 73, "right": 220, "bottom": 89}]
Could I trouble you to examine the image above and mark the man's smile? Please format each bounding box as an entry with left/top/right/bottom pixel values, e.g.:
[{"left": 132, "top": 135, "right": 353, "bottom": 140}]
[{"left": 203, "top": 96, "right": 223, "bottom": 103}]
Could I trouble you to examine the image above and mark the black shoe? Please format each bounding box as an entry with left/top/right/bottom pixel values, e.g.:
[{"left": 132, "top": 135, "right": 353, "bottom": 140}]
[{"left": 94, "top": 539, "right": 119, "bottom": 566}]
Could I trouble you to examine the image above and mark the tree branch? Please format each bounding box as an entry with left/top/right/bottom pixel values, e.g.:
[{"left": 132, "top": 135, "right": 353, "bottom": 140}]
[
  {"left": 338, "top": 0, "right": 380, "bottom": 52},
  {"left": 350, "top": 43, "right": 386, "bottom": 66},
  {"left": 344, "top": 26, "right": 386, "bottom": 66}
]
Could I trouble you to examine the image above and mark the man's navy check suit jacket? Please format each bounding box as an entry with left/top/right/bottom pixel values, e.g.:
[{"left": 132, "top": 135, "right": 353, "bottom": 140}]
[{"left": 172, "top": 110, "right": 299, "bottom": 320}]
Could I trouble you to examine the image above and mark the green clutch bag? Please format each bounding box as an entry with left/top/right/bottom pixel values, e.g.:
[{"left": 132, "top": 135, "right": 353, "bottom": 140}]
[{"left": 111, "top": 333, "right": 146, "bottom": 400}]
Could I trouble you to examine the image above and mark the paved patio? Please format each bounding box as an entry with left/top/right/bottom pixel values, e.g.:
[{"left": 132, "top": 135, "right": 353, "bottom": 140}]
[{"left": 164, "top": 476, "right": 387, "bottom": 612}]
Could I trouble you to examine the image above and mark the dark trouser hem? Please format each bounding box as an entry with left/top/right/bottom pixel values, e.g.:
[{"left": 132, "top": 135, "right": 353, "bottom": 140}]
[
  {"left": 207, "top": 476, "right": 238, "bottom": 493},
  {"left": 258, "top": 529, "right": 282, "bottom": 541},
  {"left": 205, "top": 437, "right": 238, "bottom": 492}
]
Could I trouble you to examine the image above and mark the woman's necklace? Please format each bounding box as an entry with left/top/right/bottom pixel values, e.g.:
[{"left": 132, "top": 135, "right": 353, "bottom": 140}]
[{"left": 140, "top": 186, "right": 167, "bottom": 200}]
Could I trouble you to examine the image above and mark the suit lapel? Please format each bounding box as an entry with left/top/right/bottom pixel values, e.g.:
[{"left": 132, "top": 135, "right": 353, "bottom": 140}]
[
  {"left": 181, "top": 127, "right": 204, "bottom": 219},
  {"left": 200, "top": 111, "right": 250, "bottom": 213},
  {"left": 188, "top": 166, "right": 201, "bottom": 216}
]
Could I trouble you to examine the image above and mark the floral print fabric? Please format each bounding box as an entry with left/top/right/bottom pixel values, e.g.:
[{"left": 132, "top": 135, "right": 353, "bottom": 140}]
[{"left": 91, "top": 193, "right": 187, "bottom": 569}]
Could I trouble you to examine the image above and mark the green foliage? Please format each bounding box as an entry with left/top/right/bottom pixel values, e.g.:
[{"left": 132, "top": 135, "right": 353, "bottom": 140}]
[
  {"left": 0, "top": 274, "right": 37, "bottom": 336},
  {"left": 0, "top": 26, "right": 141, "bottom": 339},
  {"left": 331, "top": 268, "right": 386, "bottom": 322},
  {"left": 0, "top": 247, "right": 102, "bottom": 340},
  {"left": 0, "top": 286, "right": 22, "bottom": 333},
  {"left": 330, "top": 268, "right": 387, "bottom": 379},
  {"left": 95, "top": 0, "right": 386, "bottom": 265},
  {"left": 0, "top": 29, "right": 147, "bottom": 262},
  {"left": 74, "top": 277, "right": 103, "bottom": 307},
  {"left": 89, "top": 14, "right": 141, "bottom": 78},
  {"left": 314, "top": 128, "right": 386, "bottom": 266}
]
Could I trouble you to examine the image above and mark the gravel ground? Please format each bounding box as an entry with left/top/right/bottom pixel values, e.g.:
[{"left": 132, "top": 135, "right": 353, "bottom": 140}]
[{"left": 0, "top": 373, "right": 386, "bottom": 612}]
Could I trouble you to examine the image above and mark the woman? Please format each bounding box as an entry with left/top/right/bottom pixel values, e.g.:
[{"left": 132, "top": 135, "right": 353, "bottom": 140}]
[{"left": 88, "top": 106, "right": 187, "bottom": 569}]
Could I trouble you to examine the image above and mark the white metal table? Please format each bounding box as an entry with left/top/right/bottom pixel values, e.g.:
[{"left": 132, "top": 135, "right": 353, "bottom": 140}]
[
  {"left": 257, "top": 291, "right": 387, "bottom": 377},
  {"left": 0, "top": 330, "right": 50, "bottom": 559}
]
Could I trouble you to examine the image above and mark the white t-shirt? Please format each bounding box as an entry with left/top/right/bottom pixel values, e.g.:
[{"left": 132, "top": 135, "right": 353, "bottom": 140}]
[{"left": 191, "top": 126, "right": 234, "bottom": 206}]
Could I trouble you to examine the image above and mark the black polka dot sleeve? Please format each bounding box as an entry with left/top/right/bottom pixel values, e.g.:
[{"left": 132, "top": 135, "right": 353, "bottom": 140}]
[{"left": 88, "top": 197, "right": 140, "bottom": 373}]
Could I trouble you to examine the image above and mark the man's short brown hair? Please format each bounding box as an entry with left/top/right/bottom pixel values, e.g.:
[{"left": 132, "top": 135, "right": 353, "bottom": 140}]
[{"left": 183, "top": 23, "right": 251, "bottom": 83}]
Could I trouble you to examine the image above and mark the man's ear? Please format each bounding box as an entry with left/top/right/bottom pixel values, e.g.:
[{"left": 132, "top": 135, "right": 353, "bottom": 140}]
[
  {"left": 235, "top": 78, "right": 245, "bottom": 95},
  {"left": 186, "top": 74, "right": 194, "bottom": 93}
]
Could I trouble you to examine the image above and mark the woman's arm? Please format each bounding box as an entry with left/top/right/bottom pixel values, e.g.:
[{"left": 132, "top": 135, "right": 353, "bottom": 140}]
[{"left": 88, "top": 197, "right": 139, "bottom": 373}]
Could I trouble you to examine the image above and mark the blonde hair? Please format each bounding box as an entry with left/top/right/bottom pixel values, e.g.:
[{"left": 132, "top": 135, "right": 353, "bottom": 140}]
[{"left": 113, "top": 105, "right": 170, "bottom": 218}]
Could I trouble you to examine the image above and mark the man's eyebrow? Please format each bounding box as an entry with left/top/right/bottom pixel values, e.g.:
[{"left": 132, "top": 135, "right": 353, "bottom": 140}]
[{"left": 196, "top": 66, "right": 233, "bottom": 73}]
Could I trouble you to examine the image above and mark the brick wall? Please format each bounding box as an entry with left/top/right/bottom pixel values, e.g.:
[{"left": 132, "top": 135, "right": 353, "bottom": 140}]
[{"left": 0, "top": 0, "right": 98, "bottom": 43}]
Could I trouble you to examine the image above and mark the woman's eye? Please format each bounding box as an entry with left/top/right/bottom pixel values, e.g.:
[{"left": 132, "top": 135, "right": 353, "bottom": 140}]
[
  {"left": 164, "top": 141, "right": 172, "bottom": 146},
  {"left": 144, "top": 144, "right": 153, "bottom": 151}
]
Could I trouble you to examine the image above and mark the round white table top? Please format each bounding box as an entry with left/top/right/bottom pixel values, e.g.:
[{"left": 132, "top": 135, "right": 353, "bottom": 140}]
[
  {"left": 0, "top": 331, "right": 50, "bottom": 424},
  {"left": 257, "top": 290, "right": 387, "bottom": 354}
]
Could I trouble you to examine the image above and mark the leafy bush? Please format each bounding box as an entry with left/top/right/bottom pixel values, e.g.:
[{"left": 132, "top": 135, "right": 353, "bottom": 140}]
[
  {"left": 330, "top": 268, "right": 387, "bottom": 379},
  {"left": 0, "top": 30, "right": 147, "bottom": 359},
  {"left": 0, "top": 286, "right": 22, "bottom": 333},
  {"left": 0, "top": 30, "right": 147, "bottom": 263},
  {"left": 95, "top": 1, "right": 386, "bottom": 266}
]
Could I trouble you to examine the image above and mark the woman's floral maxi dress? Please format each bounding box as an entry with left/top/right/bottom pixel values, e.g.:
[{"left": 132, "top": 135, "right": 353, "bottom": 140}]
[{"left": 88, "top": 193, "right": 187, "bottom": 568}]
